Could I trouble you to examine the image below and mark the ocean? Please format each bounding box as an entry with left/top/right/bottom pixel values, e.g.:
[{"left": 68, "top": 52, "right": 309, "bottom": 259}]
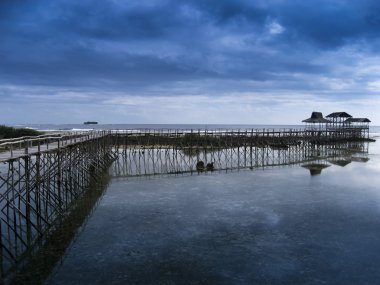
[
  {"left": 15, "top": 123, "right": 304, "bottom": 132},
  {"left": 14, "top": 123, "right": 380, "bottom": 135}
]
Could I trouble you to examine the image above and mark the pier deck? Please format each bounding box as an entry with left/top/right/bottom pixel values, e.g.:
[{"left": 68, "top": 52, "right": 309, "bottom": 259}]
[
  {"left": 0, "top": 132, "right": 108, "bottom": 162},
  {"left": 0, "top": 127, "right": 371, "bottom": 163}
]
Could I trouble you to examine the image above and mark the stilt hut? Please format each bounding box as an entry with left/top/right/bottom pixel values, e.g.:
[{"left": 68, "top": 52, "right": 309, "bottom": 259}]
[
  {"left": 344, "top": 118, "right": 371, "bottom": 128},
  {"left": 344, "top": 118, "right": 371, "bottom": 139},
  {"left": 302, "top": 112, "right": 329, "bottom": 131},
  {"left": 326, "top": 112, "right": 352, "bottom": 130}
]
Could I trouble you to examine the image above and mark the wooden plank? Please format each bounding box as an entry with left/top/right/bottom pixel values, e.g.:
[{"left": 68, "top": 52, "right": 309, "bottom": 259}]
[{"left": 0, "top": 133, "right": 107, "bottom": 162}]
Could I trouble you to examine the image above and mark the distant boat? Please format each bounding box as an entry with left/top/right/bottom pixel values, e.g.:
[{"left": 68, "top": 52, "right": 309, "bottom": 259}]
[{"left": 83, "top": 121, "right": 98, "bottom": 125}]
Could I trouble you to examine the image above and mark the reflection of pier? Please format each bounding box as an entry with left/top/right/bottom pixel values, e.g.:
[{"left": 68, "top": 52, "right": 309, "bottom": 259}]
[
  {"left": 0, "top": 126, "right": 374, "bottom": 282},
  {"left": 111, "top": 138, "right": 370, "bottom": 177}
]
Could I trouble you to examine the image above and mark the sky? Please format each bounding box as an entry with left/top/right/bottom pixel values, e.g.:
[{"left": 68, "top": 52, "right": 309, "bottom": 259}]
[{"left": 1, "top": 0, "right": 380, "bottom": 125}]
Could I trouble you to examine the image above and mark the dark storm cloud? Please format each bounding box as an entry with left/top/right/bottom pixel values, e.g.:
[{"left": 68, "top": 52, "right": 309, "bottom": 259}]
[
  {"left": 271, "top": 0, "right": 380, "bottom": 48},
  {"left": 0, "top": 0, "right": 379, "bottom": 91}
]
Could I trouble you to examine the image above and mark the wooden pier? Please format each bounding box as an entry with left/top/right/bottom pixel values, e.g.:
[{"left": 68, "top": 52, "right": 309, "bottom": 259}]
[
  {"left": 110, "top": 128, "right": 371, "bottom": 177},
  {"left": 0, "top": 131, "right": 115, "bottom": 281},
  {"left": 0, "top": 126, "right": 374, "bottom": 282}
]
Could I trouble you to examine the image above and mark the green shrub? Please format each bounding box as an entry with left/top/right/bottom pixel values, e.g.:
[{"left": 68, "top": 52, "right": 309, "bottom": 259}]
[{"left": 0, "top": 125, "right": 43, "bottom": 139}]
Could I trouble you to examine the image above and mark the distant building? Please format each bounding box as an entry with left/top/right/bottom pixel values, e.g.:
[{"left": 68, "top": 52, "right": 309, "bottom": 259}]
[{"left": 302, "top": 111, "right": 371, "bottom": 139}]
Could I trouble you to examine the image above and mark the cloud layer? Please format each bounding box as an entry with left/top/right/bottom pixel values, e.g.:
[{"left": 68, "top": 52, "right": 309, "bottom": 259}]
[{"left": 1, "top": 0, "right": 380, "bottom": 124}]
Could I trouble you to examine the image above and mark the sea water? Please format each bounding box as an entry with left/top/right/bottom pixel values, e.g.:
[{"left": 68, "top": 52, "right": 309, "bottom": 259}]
[
  {"left": 42, "top": 129, "right": 380, "bottom": 285},
  {"left": 14, "top": 123, "right": 304, "bottom": 132}
]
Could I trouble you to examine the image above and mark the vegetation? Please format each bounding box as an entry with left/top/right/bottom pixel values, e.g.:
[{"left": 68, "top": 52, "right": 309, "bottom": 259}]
[
  {"left": 181, "top": 133, "right": 221, "bottom": 145},
  {"left": 0, "top": 125, "right": 43, "bottom": 139}
]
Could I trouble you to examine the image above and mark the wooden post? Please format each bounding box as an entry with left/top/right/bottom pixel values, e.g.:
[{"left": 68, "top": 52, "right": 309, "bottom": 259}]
[{"left": 24, "top": 139, "right": 28, "bottom": 154}]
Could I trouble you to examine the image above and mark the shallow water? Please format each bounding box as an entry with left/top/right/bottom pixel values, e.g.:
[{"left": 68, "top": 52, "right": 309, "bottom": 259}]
[{"left": 46, "top": 140, "right": 380, "bottom": 285}]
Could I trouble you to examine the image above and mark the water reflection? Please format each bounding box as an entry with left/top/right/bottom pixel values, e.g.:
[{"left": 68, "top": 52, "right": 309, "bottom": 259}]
[
  {"left": 328, "top": 158, "right": 352, "bottom": 167},
  {"left": 301, "top": 162, "right": 330, "bottom": 175},
  {"left": 45, "top": 140, "right": 380, "bottom": 285},
  {"left": 7, "top": 174, "right": 110, "bottom": 285},
  {"left": 301, "top": 152, "right": 371, "bottom": 176},
  {"left": 3, "top": 139, "right": 378, "bottom": 284},
  {"left": 110, "top": 141, "right": 371, "bottom": 177}
]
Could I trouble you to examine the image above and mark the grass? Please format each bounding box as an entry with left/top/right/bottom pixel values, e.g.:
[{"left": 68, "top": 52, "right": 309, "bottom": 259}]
[{"left": 0, "top": 125, "right": 43, "bottom": 139}]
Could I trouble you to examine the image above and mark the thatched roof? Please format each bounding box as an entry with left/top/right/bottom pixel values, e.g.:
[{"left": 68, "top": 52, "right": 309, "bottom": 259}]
[
  {"left": 326, "top": 112, "right": 352, "bottom": 118},
  {"left": 302, "top": 112, "right": 330, "bottom": 123},
  {"left": 345, "top": 118, "right": 371, "bottom": 123}
]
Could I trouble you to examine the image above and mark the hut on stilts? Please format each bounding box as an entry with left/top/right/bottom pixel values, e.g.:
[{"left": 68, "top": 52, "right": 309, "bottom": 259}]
[
  {"left": 302, "top": 111, "right": 372, "bottom": 140},
  {"left": 302, "top": 112, "right": 330, "bottom": 131},
  {"left": 326, "top": 112, "right": 352, "bottom": 130}
]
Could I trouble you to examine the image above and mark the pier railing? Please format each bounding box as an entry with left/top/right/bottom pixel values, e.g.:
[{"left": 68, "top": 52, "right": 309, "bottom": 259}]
[
  {"left": 0, "top": 127, "right": 371, "bottom": 160},
  {"left": 0, "top": 131, "right": 110, "bottom": 161}
]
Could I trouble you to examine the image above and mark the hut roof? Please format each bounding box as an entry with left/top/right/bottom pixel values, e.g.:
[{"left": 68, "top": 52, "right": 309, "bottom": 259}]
[
  {"left": 326, "top": 112, "right": 352, "bottom": 118},
  {"left": 345, "top": 118, "right": 371, "bottom": 123},
  {"left": 302, "top": 112, "right": 330, "bottom": 123}
]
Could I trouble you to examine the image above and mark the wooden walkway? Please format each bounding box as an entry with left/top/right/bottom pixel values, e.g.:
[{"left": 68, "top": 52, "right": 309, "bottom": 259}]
[
  {"left": 0, "top": 127, "right": 371, "bottom": 162},
  {"left": 0, "top": 131, "right": 109, "bottom": 162},
  {"left": 0, "top": 131, "right": 115, "bottom": 280}
]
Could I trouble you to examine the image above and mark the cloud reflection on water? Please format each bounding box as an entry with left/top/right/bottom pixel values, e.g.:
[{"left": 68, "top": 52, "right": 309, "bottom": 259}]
[{"left": 45, "top": 139, "right": 380, "bottom": 284}]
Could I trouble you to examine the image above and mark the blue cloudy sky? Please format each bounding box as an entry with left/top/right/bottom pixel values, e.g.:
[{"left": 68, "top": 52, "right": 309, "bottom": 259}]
[{"left": 1, "top": 0, "right": 380, "bottom": 124}]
